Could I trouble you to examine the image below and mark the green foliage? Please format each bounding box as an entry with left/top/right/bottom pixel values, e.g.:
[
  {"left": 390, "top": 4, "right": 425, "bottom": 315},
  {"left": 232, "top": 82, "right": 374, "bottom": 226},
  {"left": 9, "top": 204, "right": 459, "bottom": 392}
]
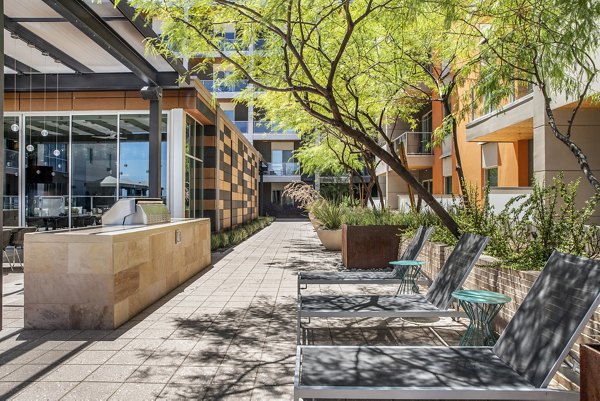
[
  {"left": 230, "top": 228, "right": 247, "bottom": 244},
  {"left": 491, "top": 176, "right": 598, "bottom": 270},
  {"left": 343, "top": 207, "right": 406, "bottom": 226},
  {"left": 310, "top": 199, "right": 346, "bottom": 230},
  {"left": 294, "top": 131, "right": 364, "bottom": 177},
  {"left": 210, "top": 233, "right": 222, "bottom": 251},
  {"left": 400, "top": 176, "right": 600, "bottom": 271},
  {"left": 211, "top": 217, "right": 275, "bottom": 251},
  {"left": 218, "top": 232, "right": 230, "bottom": 249}
]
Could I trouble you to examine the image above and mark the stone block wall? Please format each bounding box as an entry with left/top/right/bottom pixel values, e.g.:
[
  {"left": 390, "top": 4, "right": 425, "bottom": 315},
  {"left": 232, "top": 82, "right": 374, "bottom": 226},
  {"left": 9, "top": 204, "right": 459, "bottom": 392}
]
[{"left": 399, "top": 238, "right": 600, "bottom": 390}]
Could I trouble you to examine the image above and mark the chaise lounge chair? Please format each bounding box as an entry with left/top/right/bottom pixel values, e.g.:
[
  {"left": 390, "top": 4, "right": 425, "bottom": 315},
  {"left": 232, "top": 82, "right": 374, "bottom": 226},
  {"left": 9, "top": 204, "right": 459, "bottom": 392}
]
[
  {"left": 297, "top": 226, "right": 435, "bottom": 289},
  {"left": 294, "top": 251, "right": 600, "bottom": 400},
  {"left": 297, "top": 233, "right": 489, "bottom": 343}
]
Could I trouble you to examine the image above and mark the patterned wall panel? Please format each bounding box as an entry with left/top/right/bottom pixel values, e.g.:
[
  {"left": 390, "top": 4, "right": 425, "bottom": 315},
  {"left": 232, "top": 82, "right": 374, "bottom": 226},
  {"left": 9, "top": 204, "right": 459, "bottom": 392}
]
[{"left": 201, "top": 107, "right": 260, "bottom": 232}]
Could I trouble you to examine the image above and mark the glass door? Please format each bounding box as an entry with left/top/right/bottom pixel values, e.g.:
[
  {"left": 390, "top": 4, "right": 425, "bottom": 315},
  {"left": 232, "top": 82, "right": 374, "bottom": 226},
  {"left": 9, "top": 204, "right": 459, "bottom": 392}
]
[
  {"left": 3, "top": 117, "right": 20, "bottom": 226},
  {"left": 70, "top": 114, "right": 118, "bottom": 227},
  {"left": 24, "top": 115, "right": 70, "bottom": 230},
  {"left": 185, "top": 116, "right": 203, "bottom": 218}
]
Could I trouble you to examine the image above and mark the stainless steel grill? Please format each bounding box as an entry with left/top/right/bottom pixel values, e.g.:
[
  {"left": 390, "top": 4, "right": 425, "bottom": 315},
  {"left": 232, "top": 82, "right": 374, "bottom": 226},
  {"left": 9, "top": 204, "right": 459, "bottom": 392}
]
[{"left": 102, "top": 198, "right": 171, "bottom": 225}]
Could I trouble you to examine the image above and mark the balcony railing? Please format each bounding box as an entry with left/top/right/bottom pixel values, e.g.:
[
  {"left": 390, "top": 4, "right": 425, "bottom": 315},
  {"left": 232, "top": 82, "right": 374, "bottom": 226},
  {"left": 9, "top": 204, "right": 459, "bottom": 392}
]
[
  {"left": 267, "top": 162, "right": 300, "bottom": 176},
  {"left": 254, "top": 121, "right": 295, "bottom": 135},
  {"left": 393, "top": 132, "right": 433, "bottom": 155},
  {"left": 200, "top": 80, "right": 248, "bottom": 93},
  {"left": 233, "top": 121, "right": 248, "bottom": 134}
]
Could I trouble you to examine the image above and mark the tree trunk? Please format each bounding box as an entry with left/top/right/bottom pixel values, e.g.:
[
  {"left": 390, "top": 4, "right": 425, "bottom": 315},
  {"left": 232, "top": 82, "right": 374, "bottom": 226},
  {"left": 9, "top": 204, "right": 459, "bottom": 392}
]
[
  {"left": 543, "top": 100, "right": 600, "bottom": 194},
  {"left": 443, "top": 98, "right": 469, "bottom": 203},
  {"left": 375, "top": 175, "right": 385, "bottom": 209},
  {"left": 342, "top": 126, "right": 461, "bottom": 237}
]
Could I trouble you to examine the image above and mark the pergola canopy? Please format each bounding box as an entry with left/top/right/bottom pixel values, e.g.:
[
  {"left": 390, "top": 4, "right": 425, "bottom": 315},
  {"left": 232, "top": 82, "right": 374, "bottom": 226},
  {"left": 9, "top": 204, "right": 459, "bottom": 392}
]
[{"left": 3, "top": 0, "right": 187, "bottom": 91}]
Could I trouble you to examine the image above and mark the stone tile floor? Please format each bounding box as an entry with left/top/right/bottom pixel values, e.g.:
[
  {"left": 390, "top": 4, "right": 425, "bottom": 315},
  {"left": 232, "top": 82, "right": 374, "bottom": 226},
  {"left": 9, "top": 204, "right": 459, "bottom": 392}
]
[{"left": 0, "top": 221, "right": 465, "bottom": 400}]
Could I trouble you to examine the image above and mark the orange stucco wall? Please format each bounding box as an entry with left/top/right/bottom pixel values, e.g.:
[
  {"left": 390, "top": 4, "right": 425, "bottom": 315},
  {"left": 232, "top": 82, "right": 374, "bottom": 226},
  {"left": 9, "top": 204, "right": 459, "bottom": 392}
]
[
  {"left": 497, "top": 140, "right": 529, "bottom": 187},
  {"left": 432, "top": 101, "right": 444, "bottom": 194}
]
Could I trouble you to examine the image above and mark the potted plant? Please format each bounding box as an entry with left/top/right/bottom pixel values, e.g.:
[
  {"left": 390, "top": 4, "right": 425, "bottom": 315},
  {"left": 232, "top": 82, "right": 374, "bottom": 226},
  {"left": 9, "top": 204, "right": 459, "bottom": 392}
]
[
  {"left": 341, "top": 208, "right": 407, "bottom": 269},
  {"left": 311, "top": 199, "right": 345, "bottom": 251}
]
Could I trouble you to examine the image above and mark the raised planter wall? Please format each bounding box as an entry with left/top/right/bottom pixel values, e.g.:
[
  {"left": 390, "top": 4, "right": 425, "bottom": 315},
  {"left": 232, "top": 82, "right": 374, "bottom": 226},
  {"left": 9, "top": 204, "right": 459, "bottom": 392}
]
[{"left": 399, "top": 238, "right": 600, "bottom": 391}]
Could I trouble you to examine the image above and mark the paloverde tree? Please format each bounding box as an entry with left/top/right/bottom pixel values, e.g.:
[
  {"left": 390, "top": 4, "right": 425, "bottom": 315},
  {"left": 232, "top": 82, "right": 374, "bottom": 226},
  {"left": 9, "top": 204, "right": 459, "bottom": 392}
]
[
  {"left": 295, "top": 127, "right": 385, "bottom": 208},
  {"left": 384, "top": 4, "right": 481, "bottom": 200},
  {"left": 130, "top": 0, "right": 462, "bottom": 237},
  {"left": 461, "top": 0, "right": 600, "bottom": 192}
]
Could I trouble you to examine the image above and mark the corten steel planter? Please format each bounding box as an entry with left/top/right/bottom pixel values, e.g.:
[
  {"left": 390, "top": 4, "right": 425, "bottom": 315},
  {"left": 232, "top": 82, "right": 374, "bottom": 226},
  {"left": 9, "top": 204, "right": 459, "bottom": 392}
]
[
  {"left": 581, "top": 344, "right": 600, "bottom": 401},
  {"left": 342, "top": 224, "right": 407, "bottom": 269},
  {"left": 316, "top": 229, "right": 342, "bottom": 251}
]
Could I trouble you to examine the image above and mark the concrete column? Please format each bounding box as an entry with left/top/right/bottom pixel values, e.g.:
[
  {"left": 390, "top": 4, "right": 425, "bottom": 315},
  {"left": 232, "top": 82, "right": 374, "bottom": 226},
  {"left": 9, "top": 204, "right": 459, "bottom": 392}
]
[
  {"left": 533, "top": 88, "right": 600, "bottom": 222},
  {"left": 142, "top": 86, "right": 163, "bottom": 198}
]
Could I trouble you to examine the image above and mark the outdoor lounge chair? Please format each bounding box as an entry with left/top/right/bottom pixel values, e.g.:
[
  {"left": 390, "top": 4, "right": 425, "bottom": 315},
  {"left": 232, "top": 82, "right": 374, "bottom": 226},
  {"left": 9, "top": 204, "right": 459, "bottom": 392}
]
[
  {"left": 294, "top": 251, "right": 600, "bottom": 400},
  {"left": 297, "top": 233, "right": 489, "bottom": 342},
  {"left": 297, "top": 226, "right": 434, "bottom": 289}
]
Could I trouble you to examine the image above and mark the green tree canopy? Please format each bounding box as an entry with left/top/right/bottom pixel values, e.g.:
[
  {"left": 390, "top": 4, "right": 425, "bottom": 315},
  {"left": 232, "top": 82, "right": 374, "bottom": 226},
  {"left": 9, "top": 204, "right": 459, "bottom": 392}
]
[{"left": 130, "top": 0, "right": 463, "bottom": 235}]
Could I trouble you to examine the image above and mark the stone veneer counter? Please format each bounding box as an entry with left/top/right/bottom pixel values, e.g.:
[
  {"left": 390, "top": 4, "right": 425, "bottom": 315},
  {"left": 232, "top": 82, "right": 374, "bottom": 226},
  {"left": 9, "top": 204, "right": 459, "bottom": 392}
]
[{"left": 24, "top": 218, "right": 211, "bottom": 329}]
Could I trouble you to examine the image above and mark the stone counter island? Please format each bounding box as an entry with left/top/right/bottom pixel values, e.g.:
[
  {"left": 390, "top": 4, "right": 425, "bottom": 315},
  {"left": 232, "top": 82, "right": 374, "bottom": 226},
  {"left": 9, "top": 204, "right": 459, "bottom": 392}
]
[{"left": 24, "top": 218, "right": 211, "bottom": 329}]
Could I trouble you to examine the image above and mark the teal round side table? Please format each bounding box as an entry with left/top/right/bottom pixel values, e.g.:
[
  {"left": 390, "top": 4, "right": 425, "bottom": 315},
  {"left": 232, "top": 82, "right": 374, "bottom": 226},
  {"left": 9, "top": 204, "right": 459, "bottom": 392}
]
[
  {"left": 452, "top": 289, "right": 511, "bottom": 346},
  {"left": 389, "top": 260, "right": 425, "bottom": 295}
]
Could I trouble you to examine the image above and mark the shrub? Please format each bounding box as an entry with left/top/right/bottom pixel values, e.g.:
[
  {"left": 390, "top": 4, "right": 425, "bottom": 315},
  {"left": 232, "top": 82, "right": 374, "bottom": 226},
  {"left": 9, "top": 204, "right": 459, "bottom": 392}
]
[
  {"left": 310, "top": 199, "right": 345, "bottom": 229},
  {"left": 219, "top": 231, "right": 230, "bottom": 248},
  {"left": 211, "top": 217, "right": 274, "bottom": 251},
  {"left": 491, "top": 176, "right": 598, "bottom": 270},
  {"left": 343, "top": 207, "right": 405, "bottom": 226},
  {"left": 399, "top": 175, "right": 599, "bottom": 271},
  {"left": 211, "top": 233, "right": 222, "bottom": 251},
  {"left": 230, "top": 228, "right": 247, "bottom": 244}
]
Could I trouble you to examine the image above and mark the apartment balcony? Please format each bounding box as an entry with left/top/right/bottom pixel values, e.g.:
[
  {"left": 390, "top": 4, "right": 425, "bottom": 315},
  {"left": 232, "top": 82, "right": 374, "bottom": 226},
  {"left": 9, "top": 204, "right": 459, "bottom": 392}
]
[
  {"left": 200, "top": 79, "right": 248, "bottom": 98},
  {"left": 233, "top": 121, "right": 248, "bottom": 134},
  {"left": 395, "top": 131, "right": 434, "bottom": 169},
  {"left": 377, "top": 132, "right": 433, "bottom": 176},
  {"left": 252, "top": 121, "right": 300, "bottom": 140},
  {"left": 262, "top": 162, "right": 301, "bottom": 182},
  {"left": 466, "top": 90, "right": 534, "bottom": 142}
]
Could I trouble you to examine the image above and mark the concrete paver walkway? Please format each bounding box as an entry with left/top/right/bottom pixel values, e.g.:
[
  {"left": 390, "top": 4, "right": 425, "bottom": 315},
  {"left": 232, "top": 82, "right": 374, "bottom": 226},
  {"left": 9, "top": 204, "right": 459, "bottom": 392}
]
[{"left": 0, "top": 221, "right": 464, "bottom": 400}]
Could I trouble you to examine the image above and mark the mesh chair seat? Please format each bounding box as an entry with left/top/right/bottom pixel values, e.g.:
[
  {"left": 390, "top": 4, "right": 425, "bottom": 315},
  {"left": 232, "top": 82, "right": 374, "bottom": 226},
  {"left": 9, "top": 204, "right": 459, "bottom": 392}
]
[
  {"left": 298, "top": 271, "right": 402, "bottom": 284},
  {"left": 294, "top": 251, "right": 600, "bottom": 401},
  {"left": 300, "top": 294, "right": 447, "bottom": 317}
]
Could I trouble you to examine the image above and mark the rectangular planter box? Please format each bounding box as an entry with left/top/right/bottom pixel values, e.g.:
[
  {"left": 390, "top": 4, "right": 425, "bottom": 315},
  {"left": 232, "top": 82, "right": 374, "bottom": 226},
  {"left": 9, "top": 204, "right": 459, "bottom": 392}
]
[
  {"left": 342, "top": 224, "right": 405, "bottom": 269},
  {"left": 581, "top": 344, "right": 600, "bottom": 401}
]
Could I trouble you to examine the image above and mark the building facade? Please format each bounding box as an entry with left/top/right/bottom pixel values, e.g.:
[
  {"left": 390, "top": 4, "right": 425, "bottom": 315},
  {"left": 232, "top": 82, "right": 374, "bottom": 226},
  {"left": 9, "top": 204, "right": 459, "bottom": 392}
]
[
  {"left": 3, "top": 82, "right": 260, "bottom": 232},
  {"left": 192, "top": 25, "right": 306, "bottom": 217},
  {"left": 379, "top": 80, "right": 600, "bottom": 221},
  {"left": 2, "top": 1, "right": 261, "bottom": 233}
]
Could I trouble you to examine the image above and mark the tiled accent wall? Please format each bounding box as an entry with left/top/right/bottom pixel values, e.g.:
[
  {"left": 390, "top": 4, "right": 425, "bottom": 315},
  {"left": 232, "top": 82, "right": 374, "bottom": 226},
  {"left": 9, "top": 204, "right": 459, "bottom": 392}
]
[
  {"left": 203, "top": 113, "right": 260, "bottom": 232},
  {"left": 399, "top": 239, "right": 600, "bottom": 391}
]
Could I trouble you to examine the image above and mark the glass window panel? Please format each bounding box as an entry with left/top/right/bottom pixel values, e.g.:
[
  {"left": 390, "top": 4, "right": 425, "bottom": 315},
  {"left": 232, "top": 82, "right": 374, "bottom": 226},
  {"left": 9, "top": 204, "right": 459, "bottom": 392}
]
[
  {"left": 24, "top": 115, "right": 70, "bottom": 230},
  {"left": 4, "top": 116, "right": 20, "bottom": 226},
  {"left": 485, "top": 167, "right": 499, "bottom": 188},
  {"left": 119, "top": 114, "right": 167, "bottom": 200},
  {"left": 185, "top": 117, "right": 203, "bottom": 218},
  {"left": 223, "top": 110, "right": 235, "bottom": 120},
  {"left": 71, "top": 114, "right": 118, "bottom": 227}
]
